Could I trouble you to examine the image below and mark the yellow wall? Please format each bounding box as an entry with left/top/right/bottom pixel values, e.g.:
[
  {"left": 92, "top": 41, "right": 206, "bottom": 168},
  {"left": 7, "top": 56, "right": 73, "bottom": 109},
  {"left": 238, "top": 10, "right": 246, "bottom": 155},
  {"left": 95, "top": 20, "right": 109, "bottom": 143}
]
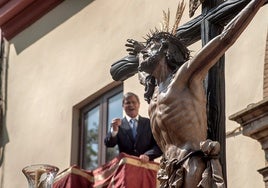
[
  {"left": 0, "top": 0, "right": 267, "bottom": 187},
  {"left": 225, "top": 4, "right": 268, "bottom": 187}
]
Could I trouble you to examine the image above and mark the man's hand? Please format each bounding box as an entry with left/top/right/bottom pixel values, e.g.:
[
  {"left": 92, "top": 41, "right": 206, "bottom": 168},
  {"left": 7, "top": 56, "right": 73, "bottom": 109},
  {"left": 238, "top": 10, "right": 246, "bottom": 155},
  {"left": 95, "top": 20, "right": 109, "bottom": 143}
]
[
  {"left": 111, "top": 118, "right": 121, "bottom": 132},
  {"left": 125, "top": 39, "right": 145, "bottom": 56},
  {"left": 139, "top": 154, "right": 150, "bottom": 162}
]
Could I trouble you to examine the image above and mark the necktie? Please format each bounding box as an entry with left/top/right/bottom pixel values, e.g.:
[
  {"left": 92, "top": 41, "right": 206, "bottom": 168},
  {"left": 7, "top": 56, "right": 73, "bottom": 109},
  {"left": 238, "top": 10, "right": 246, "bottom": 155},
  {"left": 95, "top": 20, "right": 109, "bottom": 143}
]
[{"left": 130, "top": 119, "right": 137, "bottom": 138}]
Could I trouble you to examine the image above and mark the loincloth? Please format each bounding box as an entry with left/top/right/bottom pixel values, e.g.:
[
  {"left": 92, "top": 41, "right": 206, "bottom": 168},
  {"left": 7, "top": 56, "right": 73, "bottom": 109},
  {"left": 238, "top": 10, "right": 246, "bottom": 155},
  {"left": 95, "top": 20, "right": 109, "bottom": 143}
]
[{"left": 157, "top": 139, "right": 226, "bottom": 188}]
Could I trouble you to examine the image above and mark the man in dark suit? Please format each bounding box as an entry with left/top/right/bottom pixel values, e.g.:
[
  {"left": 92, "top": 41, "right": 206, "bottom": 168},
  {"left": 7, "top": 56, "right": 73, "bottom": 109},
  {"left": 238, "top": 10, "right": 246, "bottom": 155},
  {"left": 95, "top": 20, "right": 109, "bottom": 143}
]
[{"left": 104, "top": 92, "right": 162, "bottom": 162}]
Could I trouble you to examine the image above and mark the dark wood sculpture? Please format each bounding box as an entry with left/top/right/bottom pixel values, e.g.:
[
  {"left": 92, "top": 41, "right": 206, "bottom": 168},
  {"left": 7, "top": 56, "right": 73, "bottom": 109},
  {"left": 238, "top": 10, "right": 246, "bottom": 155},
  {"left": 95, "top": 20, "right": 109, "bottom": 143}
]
[{"left": 110, "top": 0, "right": 267, "bottom": 187}]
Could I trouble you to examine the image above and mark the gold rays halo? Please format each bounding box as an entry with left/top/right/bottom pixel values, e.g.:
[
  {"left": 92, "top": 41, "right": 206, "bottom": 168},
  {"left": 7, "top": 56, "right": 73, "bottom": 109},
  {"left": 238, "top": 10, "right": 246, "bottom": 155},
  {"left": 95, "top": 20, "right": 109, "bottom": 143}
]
[
  {"left": 189, "top": 0, "right": 205, "bottom": 17},
  {"left": 145, "top": 0, "right": 186, "bottom": 41},
  {"left": 161, "top": 0, "right": 186, "bottom": 35}
]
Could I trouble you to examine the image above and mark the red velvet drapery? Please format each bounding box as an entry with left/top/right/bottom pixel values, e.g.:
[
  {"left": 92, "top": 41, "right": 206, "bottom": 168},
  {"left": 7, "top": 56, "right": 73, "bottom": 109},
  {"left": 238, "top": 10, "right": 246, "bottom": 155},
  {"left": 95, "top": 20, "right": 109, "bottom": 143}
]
[{"left": 53, "top": 153, "right": 160, "bottom": 188}]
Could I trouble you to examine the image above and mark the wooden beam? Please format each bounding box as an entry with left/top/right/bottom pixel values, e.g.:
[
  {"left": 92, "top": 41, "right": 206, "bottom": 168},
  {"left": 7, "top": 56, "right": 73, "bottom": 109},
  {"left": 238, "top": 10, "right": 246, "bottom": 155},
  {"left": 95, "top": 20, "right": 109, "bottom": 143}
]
[
  {"left": 200, "top": 0, "right": 227, "bottom": 183},
  {"left": 176, "top": 0, "right": 252, "bottom": 46}
]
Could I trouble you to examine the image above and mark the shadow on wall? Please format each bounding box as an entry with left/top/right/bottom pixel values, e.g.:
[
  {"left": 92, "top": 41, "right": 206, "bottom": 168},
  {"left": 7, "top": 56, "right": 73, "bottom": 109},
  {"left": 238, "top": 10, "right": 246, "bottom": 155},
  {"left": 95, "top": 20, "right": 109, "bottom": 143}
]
[{"left": 10, "top": 0, "right": 94, "bottom": 54}]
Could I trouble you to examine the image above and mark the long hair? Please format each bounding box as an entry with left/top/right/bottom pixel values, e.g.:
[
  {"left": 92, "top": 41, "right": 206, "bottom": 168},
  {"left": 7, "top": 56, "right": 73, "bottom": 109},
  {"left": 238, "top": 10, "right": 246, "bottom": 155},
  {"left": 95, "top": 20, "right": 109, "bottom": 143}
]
[{"left": 144, "top": 32, "right": 190, "bottom": 103}]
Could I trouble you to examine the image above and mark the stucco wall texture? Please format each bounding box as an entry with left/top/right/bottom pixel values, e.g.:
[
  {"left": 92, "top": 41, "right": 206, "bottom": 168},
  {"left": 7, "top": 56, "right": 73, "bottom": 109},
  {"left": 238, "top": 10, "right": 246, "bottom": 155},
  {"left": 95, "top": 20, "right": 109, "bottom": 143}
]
[{"left": 0, "top": 0, "right": 267, "bottom": 187}]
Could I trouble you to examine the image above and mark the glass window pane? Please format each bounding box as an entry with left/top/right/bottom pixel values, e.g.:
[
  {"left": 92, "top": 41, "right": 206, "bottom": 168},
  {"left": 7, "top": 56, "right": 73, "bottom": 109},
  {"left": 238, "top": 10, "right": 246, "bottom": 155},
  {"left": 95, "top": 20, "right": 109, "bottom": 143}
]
[
  {"left": 106, "top": 92, "right": 123, "bottom": 162},
  {"left": 83, "top": 105, "right": 100, "bottom": 170},
  {"left": 107, "top": 92, "right": 123, "bottom": 124}
]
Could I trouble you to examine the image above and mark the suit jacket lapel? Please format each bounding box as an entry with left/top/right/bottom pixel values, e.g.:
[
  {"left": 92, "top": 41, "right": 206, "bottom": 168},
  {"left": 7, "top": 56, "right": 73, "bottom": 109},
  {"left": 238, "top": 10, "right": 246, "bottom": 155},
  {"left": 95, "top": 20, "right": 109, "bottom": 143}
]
[{"left": 136, "top": 116, "right": 144, "bottom": 142}]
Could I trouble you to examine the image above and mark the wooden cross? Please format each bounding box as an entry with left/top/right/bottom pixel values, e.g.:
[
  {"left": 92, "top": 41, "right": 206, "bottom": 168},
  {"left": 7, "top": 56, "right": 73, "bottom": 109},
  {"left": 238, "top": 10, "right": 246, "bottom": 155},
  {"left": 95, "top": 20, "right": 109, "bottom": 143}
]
[
  {"left": 176, "top": 0, "right": 260, "bottom": 182},
  {"left": 111, "top": 0, "right": 267, "bottom": 183}
]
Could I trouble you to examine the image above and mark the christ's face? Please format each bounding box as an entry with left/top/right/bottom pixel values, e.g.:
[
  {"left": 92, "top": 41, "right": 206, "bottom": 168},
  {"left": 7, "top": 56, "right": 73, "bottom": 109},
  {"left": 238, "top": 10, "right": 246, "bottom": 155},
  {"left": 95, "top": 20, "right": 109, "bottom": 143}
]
[{"left": 138, "top": 39, "right": 166, "bottom": 74}]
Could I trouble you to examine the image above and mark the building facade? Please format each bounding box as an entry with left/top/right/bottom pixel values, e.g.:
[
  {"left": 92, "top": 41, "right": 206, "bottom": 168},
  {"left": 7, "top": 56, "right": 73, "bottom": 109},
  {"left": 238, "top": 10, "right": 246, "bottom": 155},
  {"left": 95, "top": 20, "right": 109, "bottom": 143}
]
[{"left": 0, "top": 0, "right": 267, "bottom": 187}]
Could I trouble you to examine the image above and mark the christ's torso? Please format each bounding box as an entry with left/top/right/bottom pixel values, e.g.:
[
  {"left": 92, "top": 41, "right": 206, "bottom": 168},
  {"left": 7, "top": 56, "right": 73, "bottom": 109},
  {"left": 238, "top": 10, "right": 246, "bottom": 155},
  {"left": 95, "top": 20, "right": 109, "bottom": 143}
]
[{"left": 149, "top": 79, "right": 207, "bottom": 160}]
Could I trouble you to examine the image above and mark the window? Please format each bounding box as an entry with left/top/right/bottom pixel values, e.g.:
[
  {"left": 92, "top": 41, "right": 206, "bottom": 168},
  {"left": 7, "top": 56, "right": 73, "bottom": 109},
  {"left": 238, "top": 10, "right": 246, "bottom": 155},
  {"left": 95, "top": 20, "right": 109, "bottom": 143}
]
[{"left": 80, "top": 86, "right": 123, "bottom": 170}]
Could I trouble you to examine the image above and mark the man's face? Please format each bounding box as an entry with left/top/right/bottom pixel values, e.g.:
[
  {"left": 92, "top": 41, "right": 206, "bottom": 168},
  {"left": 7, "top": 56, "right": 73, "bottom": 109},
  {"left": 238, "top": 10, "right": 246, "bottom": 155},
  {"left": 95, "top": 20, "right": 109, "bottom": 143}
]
[
  {"left": 138, "top": 39, "right": 166, "bottom": 74},
  {"left": 123, "top": 96, "right": 140, "bottom": 118}
]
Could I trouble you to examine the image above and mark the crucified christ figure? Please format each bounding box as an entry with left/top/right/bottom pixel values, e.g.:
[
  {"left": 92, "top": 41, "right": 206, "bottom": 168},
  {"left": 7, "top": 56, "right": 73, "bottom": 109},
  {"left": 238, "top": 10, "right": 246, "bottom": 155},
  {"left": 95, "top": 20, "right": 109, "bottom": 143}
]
[{"left": 111, "top": 0, "right": 267, "bottom": 187}]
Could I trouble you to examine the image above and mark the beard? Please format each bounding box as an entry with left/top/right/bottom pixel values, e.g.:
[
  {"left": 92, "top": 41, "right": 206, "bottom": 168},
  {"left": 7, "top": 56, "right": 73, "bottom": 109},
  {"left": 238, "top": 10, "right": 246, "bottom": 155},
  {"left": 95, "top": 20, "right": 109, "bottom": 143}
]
[{"left": 138, "top": 52, "right": 164, "bottom": 74}]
